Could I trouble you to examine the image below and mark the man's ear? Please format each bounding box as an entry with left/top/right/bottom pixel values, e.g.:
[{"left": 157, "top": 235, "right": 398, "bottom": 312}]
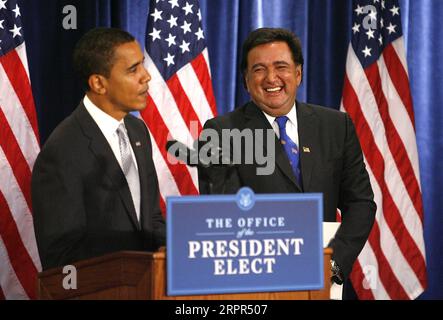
[
  {"left": 88, "top": 74, "right": 107, "bottom": 95},
  {"left": 243, "top": 73, "right": 250, "bottom": 92},
  {"left": 295, "top": 65, "right": 303, "bottom": 86}
]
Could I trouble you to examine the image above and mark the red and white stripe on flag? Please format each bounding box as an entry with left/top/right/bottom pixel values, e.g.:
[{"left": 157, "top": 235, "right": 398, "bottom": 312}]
[
  {"left": 340, "top": 0, "right": 426, "bottom": 300},
  {"left": 0, "top": 43, "right": 42, "bottom": 298},
  {"left": 141, "top": 0, "right": 217, "bottom": 213}
]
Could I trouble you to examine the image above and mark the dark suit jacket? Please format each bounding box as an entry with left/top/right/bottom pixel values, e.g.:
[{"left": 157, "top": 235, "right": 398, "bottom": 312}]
[
  {"left": 198, "top": 101, "right": 376, "bottom": 279},
  {"left": 32, "top": 103, "right": 166, "bottom": 270}
]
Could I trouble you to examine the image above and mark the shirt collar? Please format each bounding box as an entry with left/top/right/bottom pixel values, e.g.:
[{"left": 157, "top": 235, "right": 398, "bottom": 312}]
[
  {"left": 83, "top": 94, "right": 124, "bottom": 136},
  {"left": 262, "top": 102, "right": 297, "bottom": 127}
]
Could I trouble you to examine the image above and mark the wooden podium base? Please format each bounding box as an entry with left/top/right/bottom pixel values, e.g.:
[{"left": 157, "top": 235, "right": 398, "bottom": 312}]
[{"left": 38, "top": 248, "right": 332, "bottom": 300}]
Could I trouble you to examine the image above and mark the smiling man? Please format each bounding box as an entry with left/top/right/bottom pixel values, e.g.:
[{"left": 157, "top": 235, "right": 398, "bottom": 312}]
[
  {"left": 32, "top": 28, "right": 166, "bottom": 270},
  {"left": 198, "top": 28, "right": 376, "bottom": 295}
]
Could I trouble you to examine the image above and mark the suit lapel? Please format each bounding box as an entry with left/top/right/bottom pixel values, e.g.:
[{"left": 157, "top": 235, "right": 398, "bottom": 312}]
[
  {"left": 244, "top": 102, "right": 301, "bottom": 191},
  {"left": 74, "top": 104, "right": 141, "bottom": 230},
  {"left": 297, "top": 101, "right": 316, "bottom": 192}
]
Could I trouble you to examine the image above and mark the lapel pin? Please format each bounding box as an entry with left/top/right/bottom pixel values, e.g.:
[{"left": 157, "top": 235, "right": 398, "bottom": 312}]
[
  {"left": 135, "top": 141, "right": 142, "bottom": 147},
  {"left": 303, "top": 147, "right": 310, "bottom": 153}
]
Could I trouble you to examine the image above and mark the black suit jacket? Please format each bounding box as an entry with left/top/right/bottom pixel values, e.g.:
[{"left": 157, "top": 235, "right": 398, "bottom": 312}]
[
  {"left": 199, "top": 101, "right": 376, "bottom": 279},
  {"left": 32, "top": 103, "right": 166, "bottom": 270}
]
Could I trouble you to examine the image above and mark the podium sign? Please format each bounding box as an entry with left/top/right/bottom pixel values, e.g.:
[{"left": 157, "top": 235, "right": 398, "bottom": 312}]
[{"left": 166, "top": 188, "right": 323, "bottom": 296}]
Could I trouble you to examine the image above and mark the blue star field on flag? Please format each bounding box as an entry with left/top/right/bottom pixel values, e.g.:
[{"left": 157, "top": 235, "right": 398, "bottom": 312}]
[
  {"left": 0, "top": 0, "right": 24, "bottom": 57},
  {"left": 352, "top": 0, "right": 403, "bottom": 68},
  {"left": 146, "top": 0, "right": 207, "bottom": 80}
]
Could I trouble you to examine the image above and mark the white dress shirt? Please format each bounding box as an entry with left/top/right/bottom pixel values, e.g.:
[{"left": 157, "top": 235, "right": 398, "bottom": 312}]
[
  {"left": 83, "top": 95, "right": 138, "bottom": 170},
  {"left": 262, "top": 103, "right": 299, "bottom": 147}
]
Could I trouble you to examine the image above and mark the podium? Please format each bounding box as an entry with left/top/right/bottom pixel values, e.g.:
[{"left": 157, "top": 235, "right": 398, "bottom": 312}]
[{"left": 37, "top": 248, "right": 332, "bottom": 300}]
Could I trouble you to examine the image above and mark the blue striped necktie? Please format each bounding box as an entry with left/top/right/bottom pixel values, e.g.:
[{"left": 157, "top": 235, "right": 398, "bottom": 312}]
[{"left": 275, "top": 116, "right": 302, "bottom": 186}]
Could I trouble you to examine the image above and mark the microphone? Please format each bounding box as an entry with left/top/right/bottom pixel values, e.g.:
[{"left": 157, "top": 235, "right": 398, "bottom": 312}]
[
  {"left": 166, "top": 139, "right": 237, "bottom": 194},
  {"left": 166, "top": 139, "right": 201, "bottom": 167},
  {"left": 165, "top": 139, "right": 234, "bottom": 168}
]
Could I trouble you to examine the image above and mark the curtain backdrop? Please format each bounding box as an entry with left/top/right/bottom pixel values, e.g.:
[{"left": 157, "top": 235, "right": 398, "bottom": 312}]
[{"left": 20, "top": 0, "right": 442, "bottom": 299}]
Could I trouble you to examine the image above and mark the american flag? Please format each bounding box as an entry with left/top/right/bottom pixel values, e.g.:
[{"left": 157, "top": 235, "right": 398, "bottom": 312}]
[
  {"left": 141, "top": 0, "right": 216, "bottom": 212},
  {"left": 0, "top": 0, "right": 42, "bottom": 299},
  {"left": 341, "top": 0, "right": 426, "bottom": 299}
]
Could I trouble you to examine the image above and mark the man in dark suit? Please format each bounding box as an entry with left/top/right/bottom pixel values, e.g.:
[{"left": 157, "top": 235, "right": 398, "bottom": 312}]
[
  {"left": 198, "top": 28, "right": 376, "bottom": 288},
  {"left": 32, "top": 28, "right": 166, "bottom": 270}
]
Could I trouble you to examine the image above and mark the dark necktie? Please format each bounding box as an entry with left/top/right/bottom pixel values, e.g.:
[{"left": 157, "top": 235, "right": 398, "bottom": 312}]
[{"left": 275, "top": 116, "right": 302, "bottom": 186}]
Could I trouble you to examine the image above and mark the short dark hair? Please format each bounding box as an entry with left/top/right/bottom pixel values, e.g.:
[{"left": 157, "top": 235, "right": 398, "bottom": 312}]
[
  {"left": 73, "top": 27, "right": 135, "bottom": 90},
  {"left": 240, "top": 27, "right": 304, "bottom": 75}
]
